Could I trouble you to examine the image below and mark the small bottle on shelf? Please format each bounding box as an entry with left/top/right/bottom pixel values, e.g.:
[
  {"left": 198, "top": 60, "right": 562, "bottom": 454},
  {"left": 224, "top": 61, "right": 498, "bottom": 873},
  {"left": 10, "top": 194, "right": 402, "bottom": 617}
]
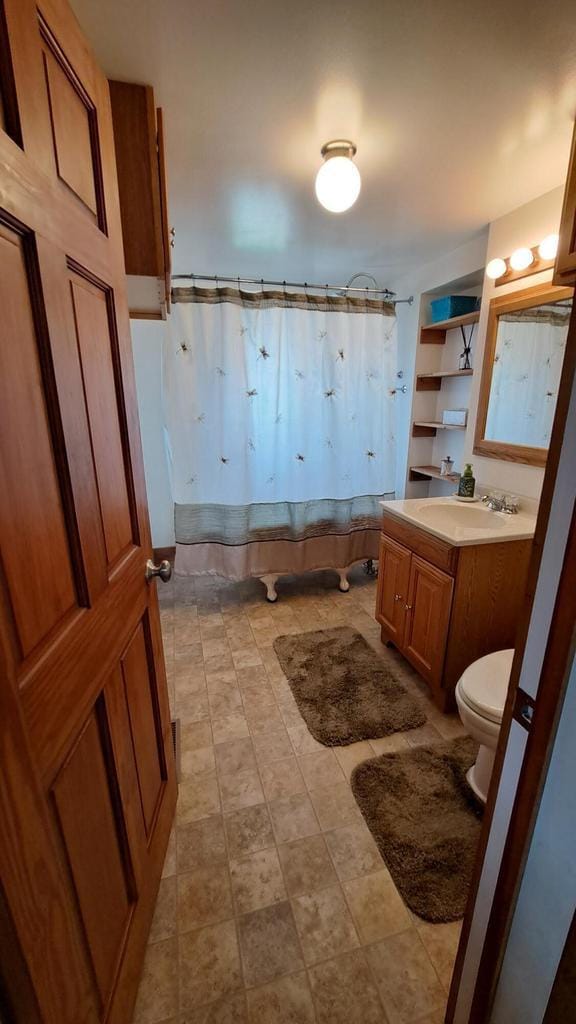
[
  {"left": 440, "top": 456, "right": 454, "bottom": 477},
  {"left": 458, "top": 463, "right": 476, "bottom": 498}
]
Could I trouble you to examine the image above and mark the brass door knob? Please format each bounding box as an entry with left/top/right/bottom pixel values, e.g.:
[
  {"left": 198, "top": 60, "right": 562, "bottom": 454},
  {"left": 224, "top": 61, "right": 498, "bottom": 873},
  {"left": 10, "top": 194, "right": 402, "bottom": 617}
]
[{"left": 145, "top": 558, "right": 172, "bottom": 583}]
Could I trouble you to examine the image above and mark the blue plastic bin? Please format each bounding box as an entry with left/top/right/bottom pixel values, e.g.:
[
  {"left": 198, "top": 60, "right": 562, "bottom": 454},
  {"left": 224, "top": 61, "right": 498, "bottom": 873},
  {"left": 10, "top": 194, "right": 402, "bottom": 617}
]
[{"left": 430, "top": 295, "right": 479, "bottom": 323}]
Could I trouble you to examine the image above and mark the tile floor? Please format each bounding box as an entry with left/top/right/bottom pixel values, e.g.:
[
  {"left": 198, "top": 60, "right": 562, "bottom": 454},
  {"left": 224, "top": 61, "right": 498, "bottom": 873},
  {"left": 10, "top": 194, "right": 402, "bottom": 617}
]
[{"left": 133, "top": 566, "right": 468, "bottom": 1024}]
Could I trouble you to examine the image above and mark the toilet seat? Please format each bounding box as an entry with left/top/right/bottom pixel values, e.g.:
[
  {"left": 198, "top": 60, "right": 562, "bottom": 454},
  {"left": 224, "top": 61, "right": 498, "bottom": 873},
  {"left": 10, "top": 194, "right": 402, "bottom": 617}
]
[{"left": 457, "top": 649, "right": 514, "bottom": 724}]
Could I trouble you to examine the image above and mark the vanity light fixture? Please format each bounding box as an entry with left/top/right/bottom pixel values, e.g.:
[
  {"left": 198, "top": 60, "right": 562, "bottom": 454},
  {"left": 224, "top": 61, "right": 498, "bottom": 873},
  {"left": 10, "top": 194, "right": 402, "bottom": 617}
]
[
  {"left": 509, "top": 247, "right": 534, "bottom": 271},
  {"left": 315, "top": 140, "right": 361, "bottom": 213},
  {"left": 485, "top": 233, "right": 560, "bottom": 286},
  {"left": 538, "top": 233, "right": 559, "bottom": 260},
  {"left": 486, "top": 258, "right": 507, "bottom": 280}
]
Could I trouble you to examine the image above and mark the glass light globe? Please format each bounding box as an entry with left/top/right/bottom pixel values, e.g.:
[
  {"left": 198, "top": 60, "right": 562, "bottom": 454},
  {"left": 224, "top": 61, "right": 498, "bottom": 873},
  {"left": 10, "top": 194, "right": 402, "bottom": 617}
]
[
  {"left": 510, "top": 247, "right": 534, "bottom": 271},
  {"left": 315, "top": 156, "right": 361, "bottom": 213},
  {"left": 538, "top": 233, "right": 559, "bottom": 260},
  {"left": 486, "top": 257, "right": 507, "bottom": 280}
]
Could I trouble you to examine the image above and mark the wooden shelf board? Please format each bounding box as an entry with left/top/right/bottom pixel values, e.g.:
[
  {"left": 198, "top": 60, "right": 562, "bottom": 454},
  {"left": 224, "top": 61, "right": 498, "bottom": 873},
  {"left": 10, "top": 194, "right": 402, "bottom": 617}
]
[
  {"left": 416, "top": 369, "right": 474, "bottom": 392},
  {"left": 409, "top": 464, "right": 461, "bottom": 483},
  {"left": 412, "top": 420, "right": 467, "bottom": 438},
  {"left": 414, "top": 421, "right": 466, "bottom": 430},
  {"left": 418, "top": 369, "right": 474, "bottom": 379},
  {"left": 421, "top": 311, "right": 480, "bottom": 333}
]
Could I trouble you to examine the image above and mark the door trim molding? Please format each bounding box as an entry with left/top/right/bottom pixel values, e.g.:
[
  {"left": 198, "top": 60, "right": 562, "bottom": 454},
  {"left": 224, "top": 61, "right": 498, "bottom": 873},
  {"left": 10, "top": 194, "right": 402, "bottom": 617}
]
[{"left": 446, "top": 303, "right": 576, "bottom": 1022}]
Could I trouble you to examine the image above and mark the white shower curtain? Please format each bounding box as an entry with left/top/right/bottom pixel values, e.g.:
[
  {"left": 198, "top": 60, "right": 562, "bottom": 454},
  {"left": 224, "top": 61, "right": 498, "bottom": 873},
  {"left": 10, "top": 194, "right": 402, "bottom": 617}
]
[{"left": 165, "top": 286, "right": 397, "bottom": 580}]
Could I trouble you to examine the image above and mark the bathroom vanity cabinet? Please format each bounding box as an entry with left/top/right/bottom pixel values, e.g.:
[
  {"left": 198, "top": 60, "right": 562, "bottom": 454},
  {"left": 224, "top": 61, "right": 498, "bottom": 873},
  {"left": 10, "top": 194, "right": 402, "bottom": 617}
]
[{"left": 376, "top": 512, "right": 532, "bottom": 711}]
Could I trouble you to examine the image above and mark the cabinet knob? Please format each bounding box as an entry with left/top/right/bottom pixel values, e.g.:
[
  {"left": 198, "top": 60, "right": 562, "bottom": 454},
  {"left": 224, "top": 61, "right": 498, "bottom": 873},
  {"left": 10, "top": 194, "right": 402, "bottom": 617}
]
[
  {"left": 405, "top": 604, "right": 412, "bottom": 611},
  {"left": 394, "top": 593, "right": 402, "bottom": 602}
]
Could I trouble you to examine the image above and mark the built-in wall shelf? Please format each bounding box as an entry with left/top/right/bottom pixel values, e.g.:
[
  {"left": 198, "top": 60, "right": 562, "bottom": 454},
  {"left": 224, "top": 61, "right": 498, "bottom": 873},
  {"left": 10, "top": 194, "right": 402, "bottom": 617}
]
[
  {"left": 420, "top": 310, "right": 480, "bottom": 345},
  {"left": 412, "top": 421, "right": 467, "bottom": 437},
  {"left": 416, "top": 368, "right": 473, "bottom": 391},
  {"left": 409, "top": 464, "right": 461, "bottom": 483}
]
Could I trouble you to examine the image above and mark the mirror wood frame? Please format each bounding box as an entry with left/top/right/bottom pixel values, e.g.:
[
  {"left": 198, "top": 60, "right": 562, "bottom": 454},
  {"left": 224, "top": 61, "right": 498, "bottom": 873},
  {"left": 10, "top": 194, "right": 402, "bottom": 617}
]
[{"left": 473, "top": 281, "right": 573, "bottom": 466}]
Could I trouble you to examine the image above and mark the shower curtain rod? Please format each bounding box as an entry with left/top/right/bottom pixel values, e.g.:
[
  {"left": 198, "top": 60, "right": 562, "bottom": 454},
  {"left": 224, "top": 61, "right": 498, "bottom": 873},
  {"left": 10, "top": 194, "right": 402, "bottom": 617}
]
[{"left": 171, "top": 273, "right": 414, "bottom": 305}]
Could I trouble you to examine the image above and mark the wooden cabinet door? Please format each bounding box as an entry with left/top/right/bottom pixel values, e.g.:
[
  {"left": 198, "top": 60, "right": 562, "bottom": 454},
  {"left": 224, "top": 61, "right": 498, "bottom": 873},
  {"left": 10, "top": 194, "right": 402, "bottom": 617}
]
[
  {"left": 554, "top": 122, "right": 576, "bottom": 286},
  {"left": 375, "top": 534, "right": 411, "bottom": 645},
  {"left": 402, "top": 556, "right": 454, "bottom": 688},
  {"left": 0, "top": 2, "right": 176, "bottom": 1022}
]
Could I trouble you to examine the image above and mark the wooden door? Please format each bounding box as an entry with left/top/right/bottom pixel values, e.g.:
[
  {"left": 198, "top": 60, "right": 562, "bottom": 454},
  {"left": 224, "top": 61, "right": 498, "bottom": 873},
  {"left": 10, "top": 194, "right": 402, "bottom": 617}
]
[
  {"left": 0, "top": 2, "right": 177, "bottom": 1023},
  {"left": 402, "top": 556, "right": 453, "bottom": 688},
  {"left": 375, "top": 534, "right": 411, "bottom": 645}
]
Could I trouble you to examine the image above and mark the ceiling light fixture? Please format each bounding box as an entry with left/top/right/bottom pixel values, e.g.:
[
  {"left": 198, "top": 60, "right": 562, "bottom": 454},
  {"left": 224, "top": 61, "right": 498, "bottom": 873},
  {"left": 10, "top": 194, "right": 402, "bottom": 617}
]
[{"left": 315, "top": 140, "right": 361, "bottom": 213}]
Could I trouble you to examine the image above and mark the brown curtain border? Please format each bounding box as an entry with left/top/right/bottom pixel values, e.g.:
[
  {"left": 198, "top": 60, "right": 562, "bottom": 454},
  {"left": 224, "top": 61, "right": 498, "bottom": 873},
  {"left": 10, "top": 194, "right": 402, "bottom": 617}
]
[
  {"left": 171, "top": 285, "right": 395, "bottom": 316},
  {"left": 499, "top": 305, "right": 571, "bottom": 327},
  {"left": 176, "top": 525, "right": 381, "bottom": 549}
]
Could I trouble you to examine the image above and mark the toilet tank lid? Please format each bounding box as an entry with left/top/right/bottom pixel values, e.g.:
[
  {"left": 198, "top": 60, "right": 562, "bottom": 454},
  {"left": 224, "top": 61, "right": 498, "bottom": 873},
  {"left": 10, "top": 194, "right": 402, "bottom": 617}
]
[{"left": 459, "top": 649, "right": 515, "bottom": 721}]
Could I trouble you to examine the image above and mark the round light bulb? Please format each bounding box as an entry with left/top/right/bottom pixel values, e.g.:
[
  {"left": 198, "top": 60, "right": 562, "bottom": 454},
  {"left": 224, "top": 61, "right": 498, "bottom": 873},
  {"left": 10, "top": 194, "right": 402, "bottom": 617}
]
[
  {"left": 538, "top": 233, "right": 559, "bottom": 260},
  {"left": 510, "top": 247, "right": 534, "bottom": 271},
  {"left": 315, "top": 155, "right": 361, "bottom": 213},
  {"left": 486, "top": 257, "right": 507, "bottom": 280}
]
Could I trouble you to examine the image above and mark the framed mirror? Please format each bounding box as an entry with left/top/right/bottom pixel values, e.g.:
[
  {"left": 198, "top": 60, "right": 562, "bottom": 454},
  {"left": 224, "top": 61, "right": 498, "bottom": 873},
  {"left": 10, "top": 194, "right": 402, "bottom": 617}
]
[{"left": 474, "top": 282, "right": 573, "bottom": 466}]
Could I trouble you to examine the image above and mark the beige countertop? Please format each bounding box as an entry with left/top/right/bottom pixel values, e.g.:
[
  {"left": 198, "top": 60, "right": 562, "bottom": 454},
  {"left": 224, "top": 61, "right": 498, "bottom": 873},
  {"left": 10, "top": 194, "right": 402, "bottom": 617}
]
[{"left": 380, "top": 496, "right": 537, "bottom": 547}]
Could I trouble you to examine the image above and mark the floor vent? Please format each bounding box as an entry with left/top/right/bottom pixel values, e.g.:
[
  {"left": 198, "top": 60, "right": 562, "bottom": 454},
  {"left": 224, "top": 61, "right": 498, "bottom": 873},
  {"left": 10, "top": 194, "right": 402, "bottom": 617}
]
[{"left": 170, "top": 718, "right": 181, "bottom": 782}]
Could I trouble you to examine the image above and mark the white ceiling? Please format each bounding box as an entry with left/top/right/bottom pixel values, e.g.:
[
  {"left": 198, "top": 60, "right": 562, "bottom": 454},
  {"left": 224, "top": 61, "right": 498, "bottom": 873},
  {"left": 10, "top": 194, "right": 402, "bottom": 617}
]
[{"left": 72, "top": 0, "right": 576, "bottom": 288}]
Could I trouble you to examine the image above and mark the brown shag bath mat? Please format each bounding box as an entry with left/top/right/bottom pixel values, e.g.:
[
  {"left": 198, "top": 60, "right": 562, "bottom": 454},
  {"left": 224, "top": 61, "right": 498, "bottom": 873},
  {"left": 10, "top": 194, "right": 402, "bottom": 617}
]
[
  {"left": 351, "top": 736, "right": 482, "bottom": 922},
  {"left": 273, "top": 626, "right": 426, "bottom": 745}
]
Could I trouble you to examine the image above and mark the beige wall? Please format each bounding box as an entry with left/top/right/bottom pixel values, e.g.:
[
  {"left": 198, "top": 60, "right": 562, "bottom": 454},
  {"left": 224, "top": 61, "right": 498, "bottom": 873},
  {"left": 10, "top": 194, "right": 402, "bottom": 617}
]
[
  {"left": 392, "top": 185, "right": 566, "bottom": 505},
  {"left": 462, "top": 185, "right": 565, "bottom": 501}
]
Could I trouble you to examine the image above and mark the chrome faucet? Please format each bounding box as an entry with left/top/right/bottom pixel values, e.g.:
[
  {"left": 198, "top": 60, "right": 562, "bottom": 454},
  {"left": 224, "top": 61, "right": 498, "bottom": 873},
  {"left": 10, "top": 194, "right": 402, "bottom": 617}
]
[{"left": 481, "top": 493, "right": 519, "bottom": 515}]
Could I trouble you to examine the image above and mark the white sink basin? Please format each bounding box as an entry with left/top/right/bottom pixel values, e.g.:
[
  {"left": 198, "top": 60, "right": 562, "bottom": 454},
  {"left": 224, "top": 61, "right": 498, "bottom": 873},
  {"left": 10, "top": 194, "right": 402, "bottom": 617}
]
[
  {"left": 379, "top": 496, "right": 536, "bottom": 546},
  {"left": 417, "top": 504, "right": 506, "bottom": 531}
]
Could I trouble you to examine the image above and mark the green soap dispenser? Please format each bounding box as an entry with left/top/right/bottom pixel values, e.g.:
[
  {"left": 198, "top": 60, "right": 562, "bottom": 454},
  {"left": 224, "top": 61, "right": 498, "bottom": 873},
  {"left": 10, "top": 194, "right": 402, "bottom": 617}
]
[{"left": 458, "top": 463, "right": 476, "bottom": 499}]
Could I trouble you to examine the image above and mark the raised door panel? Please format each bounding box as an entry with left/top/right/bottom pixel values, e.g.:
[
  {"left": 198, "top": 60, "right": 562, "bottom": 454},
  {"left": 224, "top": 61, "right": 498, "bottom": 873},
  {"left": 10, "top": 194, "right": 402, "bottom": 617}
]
[
  {"left": 121, "top": 617, "right": 166, "bottom": 837},
  {"left": 375, "top": 534, "right": 410, "bottom": 644},
  {"left": 42, "top": 44, "right": 97, "bottom": 213},
  {"left": 51, "top": 704, "right": 133, "bottom": 1008},
  {"left": 69, "top": 269, "right": 137, "bottom": 569},
  {"left": 0, "top": 2, "right": 21, "bottom": 147},
  {"left": 403, "top": 556, "right": 453, "bottom": 687},
  {"left": 0, "top": 222, "right": 79, "bottom": 661},
  {"left": 38, "top": 16, "right": 105, "bottom": 227}
]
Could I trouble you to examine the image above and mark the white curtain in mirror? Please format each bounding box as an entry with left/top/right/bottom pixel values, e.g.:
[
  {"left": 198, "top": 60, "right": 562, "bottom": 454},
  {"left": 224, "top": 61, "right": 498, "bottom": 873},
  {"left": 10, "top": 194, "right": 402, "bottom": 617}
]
[{"left": 485, "top": 304, "right": 570, "bottom": 448}]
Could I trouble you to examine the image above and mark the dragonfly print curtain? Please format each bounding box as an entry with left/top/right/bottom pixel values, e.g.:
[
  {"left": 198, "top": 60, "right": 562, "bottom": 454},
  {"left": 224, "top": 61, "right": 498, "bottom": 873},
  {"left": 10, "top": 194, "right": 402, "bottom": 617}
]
[
  {"left": 165, "top": 286, "right": 398, "bottom": 581},
  {"left": 486, "top": 303, "right": 571, "bottom": 448}
]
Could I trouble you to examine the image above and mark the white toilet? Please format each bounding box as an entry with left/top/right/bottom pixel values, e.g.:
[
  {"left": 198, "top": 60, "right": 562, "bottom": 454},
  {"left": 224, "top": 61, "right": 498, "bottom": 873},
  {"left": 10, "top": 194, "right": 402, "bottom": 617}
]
[{"left": 455, "top": 648, "right": 515, "bottom": 804}]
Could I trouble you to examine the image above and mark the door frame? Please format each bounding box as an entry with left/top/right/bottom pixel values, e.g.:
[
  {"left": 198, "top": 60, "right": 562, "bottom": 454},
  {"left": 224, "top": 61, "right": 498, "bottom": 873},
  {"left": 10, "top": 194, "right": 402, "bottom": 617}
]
[{"left": 446, "top": 298, "right": 576, "bottom": 1021}]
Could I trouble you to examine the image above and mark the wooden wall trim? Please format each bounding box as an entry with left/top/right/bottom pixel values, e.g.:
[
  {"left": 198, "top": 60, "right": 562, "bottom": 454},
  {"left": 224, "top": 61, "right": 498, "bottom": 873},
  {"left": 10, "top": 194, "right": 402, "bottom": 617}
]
[{"left": 153, "top": 546, "right": 175, "bottom": 564}]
